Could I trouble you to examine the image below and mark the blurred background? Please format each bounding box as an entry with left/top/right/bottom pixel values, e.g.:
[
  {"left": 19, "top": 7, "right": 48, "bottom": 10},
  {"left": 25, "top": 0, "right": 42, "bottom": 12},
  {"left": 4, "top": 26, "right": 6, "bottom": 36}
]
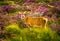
[{"left": 0, "top": 0, "right": 60, "bottom": 41}]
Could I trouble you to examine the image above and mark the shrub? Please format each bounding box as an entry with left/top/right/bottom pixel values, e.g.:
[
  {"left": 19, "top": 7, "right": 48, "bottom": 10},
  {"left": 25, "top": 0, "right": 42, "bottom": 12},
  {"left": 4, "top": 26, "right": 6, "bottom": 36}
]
[
  {"left": 4, "top": 24, "right": 60, "bottom": 41},
  {"left": 5, "top": 23, "right": 21, "bottom": 35}
]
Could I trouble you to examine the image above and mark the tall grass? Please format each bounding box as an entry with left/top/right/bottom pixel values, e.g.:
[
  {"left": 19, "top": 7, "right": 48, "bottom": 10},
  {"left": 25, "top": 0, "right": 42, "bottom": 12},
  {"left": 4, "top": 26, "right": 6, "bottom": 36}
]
[{"left": 4, "top": 24, "right": 60, "bottom": 41}]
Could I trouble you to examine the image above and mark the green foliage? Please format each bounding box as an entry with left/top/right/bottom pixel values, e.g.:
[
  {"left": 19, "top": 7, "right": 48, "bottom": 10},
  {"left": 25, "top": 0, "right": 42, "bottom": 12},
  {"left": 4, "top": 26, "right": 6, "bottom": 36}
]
[
  {"left": 58, "top": 19, "right": 60, "bottom": 24},
  {"left": 3, "top": 36, "right": 22, "bottom": 41},
  {"left": 0, "top": 1, "right": 14, "bottom": 6},
  {"left": 21, "top": 28, "right": 56, "bottom": 41},
  {"left": 4, "top": 24, "right": 60, "bottom": 41},
  {"left": 10, "top": 0, "right": 20, "bottom": 2},
  {"left": 0, "top": 2, "right": 9, "bottom": 6},
  {"left": 8, "top": 8, "right": 20, "bottom": 14},
  {"left": 0, "top": 0, "right": 4, "bottom": 1},
  {"left": 47, "top": 20, "right": 54, "bottom": 25},
  {"left": 5, "top": 23, "right": 21, "bottom": 35}
]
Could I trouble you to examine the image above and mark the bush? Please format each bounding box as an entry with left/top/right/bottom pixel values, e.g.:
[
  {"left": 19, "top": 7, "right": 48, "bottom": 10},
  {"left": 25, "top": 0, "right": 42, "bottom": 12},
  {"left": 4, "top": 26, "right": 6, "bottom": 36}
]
[
  {"left": 5, "top": 23, "right": 21, "bottom": 35},
  {"left": 4, "top": 25, "right": 60, "bottom": 41},
  {"left": 21, "top": 28, "right": 57, "bottom": 41}
]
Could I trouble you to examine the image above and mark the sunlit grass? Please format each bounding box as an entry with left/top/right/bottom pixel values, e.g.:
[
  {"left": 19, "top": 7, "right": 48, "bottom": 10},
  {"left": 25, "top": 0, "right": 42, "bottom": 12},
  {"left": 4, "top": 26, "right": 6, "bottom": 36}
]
[{"left": 3, "top": 23, "right": 60, "bottom": 41}]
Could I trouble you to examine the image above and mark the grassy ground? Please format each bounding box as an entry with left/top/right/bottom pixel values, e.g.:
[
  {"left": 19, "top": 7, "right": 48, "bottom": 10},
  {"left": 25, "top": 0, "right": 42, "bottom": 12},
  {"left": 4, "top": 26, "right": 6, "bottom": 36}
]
[{"left": 2, "top": 23, "right": 60, "bottom": 41}]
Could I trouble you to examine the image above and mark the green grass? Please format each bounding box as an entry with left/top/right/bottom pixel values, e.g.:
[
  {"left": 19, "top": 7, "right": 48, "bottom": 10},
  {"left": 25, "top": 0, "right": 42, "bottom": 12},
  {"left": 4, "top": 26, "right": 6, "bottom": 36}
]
[{"left": 4, "top": 23, "right": 60, "bottom": 41}]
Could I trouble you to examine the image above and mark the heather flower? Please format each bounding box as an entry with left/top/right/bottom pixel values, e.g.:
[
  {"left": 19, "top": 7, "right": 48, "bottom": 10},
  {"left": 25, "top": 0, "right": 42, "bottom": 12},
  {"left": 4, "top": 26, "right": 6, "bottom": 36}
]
[
  {"left": 0, "top": 5, "right": 17, "bottom": 15},
  {"left": 14, "top": 13, "right": 21, "bottom": 20},
  {"left": 9, "top": 19, "right": 17, "bottom": 23},
  {"left": 2, "top": 5, "right": 13, "bottom": 10},
  {"left": 0, "top": 22, "right": 4, "bottom": 25},
  {"left": 49, "top": 2, "right": 55, "bottom": 6},
  {"left": 25, "top": 0, "right": 30, "bottom": 3},
  {"left": 49, "top": 1, "right": 60, "bottom": 11},
  {"left": 24, "top": 0, "right": 35, "bottom": 5},
  {"left": 31, "top": 6, "right": 49, "bottom": 14},
  {"left": 54, "top": 6, "right": 60, "bottom": 11},
  {"left": 0, "top": 12, "right": 7, "bottom": 15},
  {"left": 51, "top": 15, "right": 57, "bottom": 21}
]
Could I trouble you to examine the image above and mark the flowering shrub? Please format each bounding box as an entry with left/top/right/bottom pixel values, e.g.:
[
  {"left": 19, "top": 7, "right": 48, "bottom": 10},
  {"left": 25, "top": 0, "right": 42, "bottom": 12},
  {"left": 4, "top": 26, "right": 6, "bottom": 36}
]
[{"left": 0, "top": 0, "right": 60, "bottom": 41}]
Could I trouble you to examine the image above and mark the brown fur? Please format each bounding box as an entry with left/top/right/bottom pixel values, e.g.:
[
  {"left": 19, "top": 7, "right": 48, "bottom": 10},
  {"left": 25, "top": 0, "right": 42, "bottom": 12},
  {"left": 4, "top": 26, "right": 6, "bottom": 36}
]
[{"left": 24, "top": 17, "right": 48, "bottom": 28}]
